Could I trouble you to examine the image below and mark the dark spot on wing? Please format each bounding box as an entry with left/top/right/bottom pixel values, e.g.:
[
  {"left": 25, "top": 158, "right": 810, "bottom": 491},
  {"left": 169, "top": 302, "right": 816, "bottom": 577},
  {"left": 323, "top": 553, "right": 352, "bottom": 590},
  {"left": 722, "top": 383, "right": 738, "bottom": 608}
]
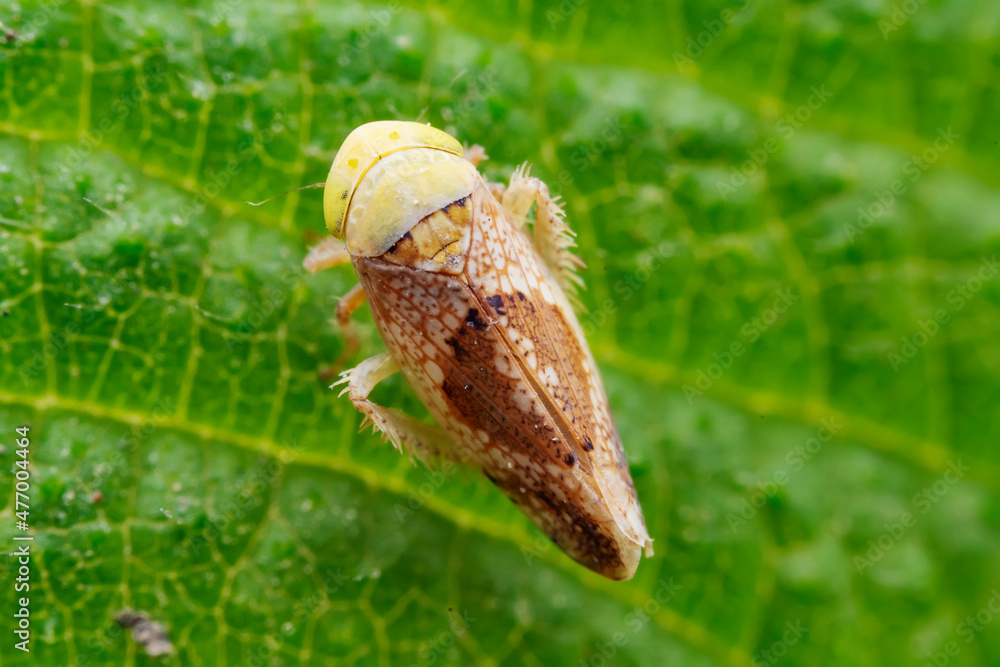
[
  {"left": 464, "top": 308, "right": 489, "bottom": 331},
  {"left": 442, "top": 377, "right": 463, "bottom": 402},
  {"left": 443, "top": 196, "right": 468, "bottom": 212},
  {"left": 564, "top": 452, "right": 577, "bottom": 467},
  {"left": 445, "top": 336, "right": 466, "bottom": 361},
  {"left": 582, "top": 436, "right": 594, "bottom": 452},
  {"left": 509, "top": 291, "right": 536, "bottom": 314},
  {"left": 536, "top": 490, "right": 561, "bottom": 512},
  {"left": 485, "top": 294, "right": 506, "bottom": 315}
]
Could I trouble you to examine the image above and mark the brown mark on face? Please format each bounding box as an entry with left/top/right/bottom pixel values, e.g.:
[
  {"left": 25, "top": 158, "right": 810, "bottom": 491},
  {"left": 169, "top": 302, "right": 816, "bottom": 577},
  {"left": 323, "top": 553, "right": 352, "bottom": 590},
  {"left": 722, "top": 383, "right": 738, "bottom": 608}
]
[{"left": 382, "top": 196, "right": 472, "bottom": 274}]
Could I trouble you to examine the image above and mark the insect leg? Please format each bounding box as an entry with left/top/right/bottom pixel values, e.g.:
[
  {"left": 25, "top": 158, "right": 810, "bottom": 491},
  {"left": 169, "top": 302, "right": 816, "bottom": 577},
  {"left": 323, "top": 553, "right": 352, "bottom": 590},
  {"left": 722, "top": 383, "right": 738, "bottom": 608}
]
[
  {"left": 464, "top": 144, "right": 507, "bottom": 201},
  {"left": 335, "top": 352, "right": 460, "bottom": 465},
  {"left": 463, "top": 144, "right": 488, "bottom": 166},
  {"left": 501, "top": 164, "right": 585, "bottom": 299},
  {"left": 303, "top": 237, "right": 367, "bottom": 374},
  {"left": 326, "top": 283, "right": 367, "bottom": 372},
  {"left": 303, "top": 236, "right": 352, "bottom": 272}
]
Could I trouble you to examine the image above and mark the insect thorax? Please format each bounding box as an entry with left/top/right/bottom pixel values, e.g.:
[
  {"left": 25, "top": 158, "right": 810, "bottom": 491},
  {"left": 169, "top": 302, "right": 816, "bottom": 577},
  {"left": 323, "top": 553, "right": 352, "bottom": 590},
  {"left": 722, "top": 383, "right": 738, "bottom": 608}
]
[{"left": 379, "top": 194, "right": 474, "bottom": 275}]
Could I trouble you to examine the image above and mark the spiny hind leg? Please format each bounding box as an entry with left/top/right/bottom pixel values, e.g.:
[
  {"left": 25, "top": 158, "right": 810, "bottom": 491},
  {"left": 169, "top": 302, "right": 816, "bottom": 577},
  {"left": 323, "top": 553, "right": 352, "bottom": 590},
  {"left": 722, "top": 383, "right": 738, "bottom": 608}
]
[
  {"left": 335, "top": 352, "right": 460, "bottom": 466},
  {"left": 303, "top": 236, "right": 363, "bottom": 376},
  {"left": 501, "top": 164, "right": 585, "bottom": 301}
]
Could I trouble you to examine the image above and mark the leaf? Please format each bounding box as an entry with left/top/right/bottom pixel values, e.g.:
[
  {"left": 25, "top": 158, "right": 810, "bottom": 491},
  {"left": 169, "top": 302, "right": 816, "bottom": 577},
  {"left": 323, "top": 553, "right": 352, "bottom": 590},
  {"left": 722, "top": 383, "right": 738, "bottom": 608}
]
[{"left": 1, "top": 0, "right": 999, "bottom": 665}]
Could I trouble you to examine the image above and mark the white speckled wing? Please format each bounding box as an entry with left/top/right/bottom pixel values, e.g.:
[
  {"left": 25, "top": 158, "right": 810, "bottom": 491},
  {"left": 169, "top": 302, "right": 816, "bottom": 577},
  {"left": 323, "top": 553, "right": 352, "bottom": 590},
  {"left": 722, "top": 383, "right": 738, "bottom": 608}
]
[
  {"left": 463, "top": 179, "right": 652, "bottom": 560},
  {"left": 351, "top": 180, "right": 650, "bottom": 579}
]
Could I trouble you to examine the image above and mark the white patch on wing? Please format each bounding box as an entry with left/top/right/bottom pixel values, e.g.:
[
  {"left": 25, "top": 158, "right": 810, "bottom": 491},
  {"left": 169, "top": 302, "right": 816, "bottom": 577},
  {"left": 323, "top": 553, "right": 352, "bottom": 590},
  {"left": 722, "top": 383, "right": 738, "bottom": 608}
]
[{"left": 424, "top": 360, "right": 444, "bottom": 385}]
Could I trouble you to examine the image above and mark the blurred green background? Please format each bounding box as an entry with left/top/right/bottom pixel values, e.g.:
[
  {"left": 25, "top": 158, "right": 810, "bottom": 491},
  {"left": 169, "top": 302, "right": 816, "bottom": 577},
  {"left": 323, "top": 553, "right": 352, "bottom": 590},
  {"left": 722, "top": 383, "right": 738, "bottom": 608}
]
[{"left": 2, "top": 0, "right": 999, "bottom": 665}]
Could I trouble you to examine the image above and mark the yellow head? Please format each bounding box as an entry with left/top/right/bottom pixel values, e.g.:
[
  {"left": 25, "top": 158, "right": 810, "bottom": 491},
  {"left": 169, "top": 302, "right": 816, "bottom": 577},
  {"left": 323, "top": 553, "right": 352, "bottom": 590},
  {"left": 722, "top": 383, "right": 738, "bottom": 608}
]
[{"left": 324, "top": 121, "right": 477, "bottom": 256}]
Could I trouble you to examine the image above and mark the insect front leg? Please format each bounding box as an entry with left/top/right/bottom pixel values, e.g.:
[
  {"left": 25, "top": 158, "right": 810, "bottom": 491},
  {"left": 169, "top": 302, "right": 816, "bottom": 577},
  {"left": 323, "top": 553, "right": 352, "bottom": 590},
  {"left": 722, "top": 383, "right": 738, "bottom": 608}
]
[
  {"left": 329, "top": 283, "right": 367, "bottom": 372},
  {"left": 303, "top": 236, "right": 352, "bottom": 272},
  {"left": 501, "top": 164, "right": 585, "bottom": 299},
  {"left": 303, "top": 237, "right": 366, "bottom": 375},
  {"left": 335, "top": 352, "right": 459, "bottom": 466}
]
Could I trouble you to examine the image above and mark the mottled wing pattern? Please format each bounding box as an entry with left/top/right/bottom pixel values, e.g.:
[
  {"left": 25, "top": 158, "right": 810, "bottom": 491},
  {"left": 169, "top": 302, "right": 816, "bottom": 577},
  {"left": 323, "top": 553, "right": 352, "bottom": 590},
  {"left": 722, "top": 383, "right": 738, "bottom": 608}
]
[
  {"left": 352, "top": 255, "right": 635, "bottom": 575},
  {"left": 463, "top": 179, "right": 651, "bottom": 553}
]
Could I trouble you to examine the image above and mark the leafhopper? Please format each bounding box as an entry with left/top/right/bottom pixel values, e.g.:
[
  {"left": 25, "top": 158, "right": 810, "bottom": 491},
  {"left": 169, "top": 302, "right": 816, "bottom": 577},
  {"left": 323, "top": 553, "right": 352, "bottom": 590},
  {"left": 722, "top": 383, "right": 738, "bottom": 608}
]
[{"left": 304, "top": 121, "right": 652, "bottom": 580}]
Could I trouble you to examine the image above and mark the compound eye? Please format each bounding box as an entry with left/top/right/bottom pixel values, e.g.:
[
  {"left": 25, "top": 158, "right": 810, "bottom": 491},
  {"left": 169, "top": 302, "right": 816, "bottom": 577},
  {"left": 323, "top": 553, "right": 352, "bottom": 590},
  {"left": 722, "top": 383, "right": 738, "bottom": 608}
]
[{"left": 323, "top": 168, "right": 353, "bottom": 238}]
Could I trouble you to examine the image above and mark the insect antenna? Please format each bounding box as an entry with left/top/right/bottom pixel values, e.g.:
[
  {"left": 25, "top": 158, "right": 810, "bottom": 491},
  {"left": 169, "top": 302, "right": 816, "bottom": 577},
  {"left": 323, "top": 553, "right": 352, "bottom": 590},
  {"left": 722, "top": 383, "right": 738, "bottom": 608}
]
[
  {"left": 415, "top": 68, "right": 467, "bottom": 123},
  {"left": 246, "top": 182, "right": 325, "bottom": 207}
]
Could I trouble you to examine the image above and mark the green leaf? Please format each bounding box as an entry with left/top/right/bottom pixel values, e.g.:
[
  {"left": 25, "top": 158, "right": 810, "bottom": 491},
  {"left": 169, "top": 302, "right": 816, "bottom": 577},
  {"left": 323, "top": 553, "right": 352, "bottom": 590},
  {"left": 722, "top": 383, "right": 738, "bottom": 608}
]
[{"left": 2, "top": 0, "right": 999, "bottom": 665}]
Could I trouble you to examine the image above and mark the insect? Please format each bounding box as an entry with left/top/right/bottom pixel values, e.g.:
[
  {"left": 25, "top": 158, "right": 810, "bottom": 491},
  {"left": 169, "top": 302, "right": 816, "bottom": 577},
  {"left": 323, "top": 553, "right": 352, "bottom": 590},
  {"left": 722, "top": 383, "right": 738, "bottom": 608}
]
[{"left": 304, "top": 121, "right": 653, "bottom": 580}]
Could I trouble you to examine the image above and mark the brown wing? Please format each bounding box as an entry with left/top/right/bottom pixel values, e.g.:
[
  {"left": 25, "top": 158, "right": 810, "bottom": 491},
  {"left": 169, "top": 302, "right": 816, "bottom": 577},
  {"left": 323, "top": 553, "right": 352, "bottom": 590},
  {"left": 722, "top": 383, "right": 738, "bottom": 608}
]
[
  {"left": 462, "top": 179, "right": 651, "bottom": 556},
  {"left": 353, "top": 254, "right": 639, "bottom": 578}
]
